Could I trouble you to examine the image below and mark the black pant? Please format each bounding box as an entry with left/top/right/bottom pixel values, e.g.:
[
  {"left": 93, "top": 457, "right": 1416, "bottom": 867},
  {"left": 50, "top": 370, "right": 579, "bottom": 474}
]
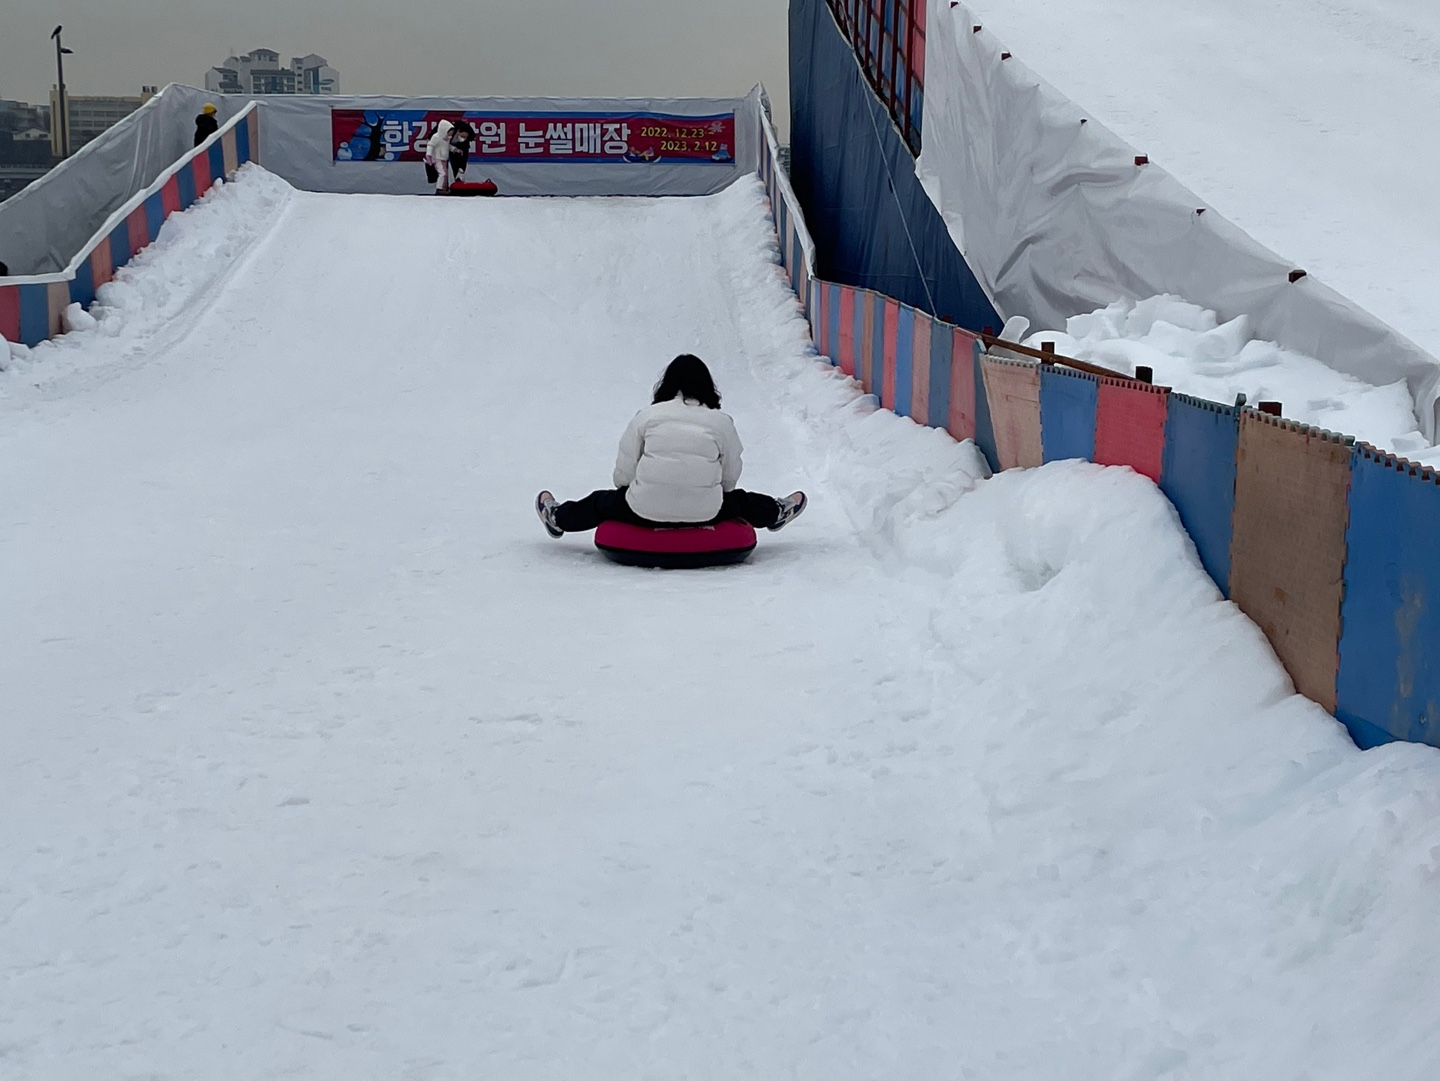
[{"left": 554, "top": 487, "right": 780, "bottom": 532}]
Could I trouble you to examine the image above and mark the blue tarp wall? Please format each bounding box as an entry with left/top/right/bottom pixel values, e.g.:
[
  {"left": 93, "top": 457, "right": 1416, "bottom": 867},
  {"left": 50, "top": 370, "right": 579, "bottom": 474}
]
[{"left": 788, "top": 0, "right": 999, "bottom": 332}]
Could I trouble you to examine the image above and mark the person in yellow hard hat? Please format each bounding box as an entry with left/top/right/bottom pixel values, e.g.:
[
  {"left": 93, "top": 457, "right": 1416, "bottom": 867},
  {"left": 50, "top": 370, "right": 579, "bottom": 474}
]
[{"left": 194, "top": 103, "right": 219, "bottom": 147}]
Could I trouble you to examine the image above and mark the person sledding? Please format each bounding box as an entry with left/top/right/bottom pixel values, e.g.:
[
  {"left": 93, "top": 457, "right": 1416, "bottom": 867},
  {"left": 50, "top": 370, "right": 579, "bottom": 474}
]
[{"left": 536, "top": 354, "right": 806, "bottom": 537}]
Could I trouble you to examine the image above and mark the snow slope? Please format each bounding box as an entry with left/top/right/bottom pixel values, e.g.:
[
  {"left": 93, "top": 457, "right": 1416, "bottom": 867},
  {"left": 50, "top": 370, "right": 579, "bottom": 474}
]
[
  {"left": 4, "top": 169, "right": 1440, "bottom": 1078},
  {"left": 962, "top": 0, "right": 1440, "bottom": 376}
]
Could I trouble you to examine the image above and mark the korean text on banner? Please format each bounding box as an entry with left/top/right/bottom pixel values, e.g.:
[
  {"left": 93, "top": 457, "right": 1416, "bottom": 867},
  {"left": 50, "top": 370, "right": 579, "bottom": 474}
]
[{"left": 332, "top": 111, "right": 738, "bottom": 165}]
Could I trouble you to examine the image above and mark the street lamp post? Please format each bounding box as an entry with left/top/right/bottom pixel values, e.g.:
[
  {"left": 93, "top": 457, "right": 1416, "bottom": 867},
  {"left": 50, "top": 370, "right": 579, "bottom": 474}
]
[{"left": 51, "top": 25, "right": 73, "bottom": 159}]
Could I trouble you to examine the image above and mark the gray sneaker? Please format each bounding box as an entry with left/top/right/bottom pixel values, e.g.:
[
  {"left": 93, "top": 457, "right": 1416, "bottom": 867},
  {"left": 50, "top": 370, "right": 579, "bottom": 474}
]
[
  {"left": 535, "top": 491, "right": 563, "bottom": 538},
  {"left": 769, "top": 491, "right": 807, "bottom": 531}
]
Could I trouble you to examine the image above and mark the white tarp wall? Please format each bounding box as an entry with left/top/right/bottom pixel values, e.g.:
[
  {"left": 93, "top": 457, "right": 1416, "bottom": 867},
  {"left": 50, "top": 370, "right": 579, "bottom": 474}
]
[
  {"left": 247, "top": 89, "right": 762, "bottom": 198},
  {"left": 916, "top": 0, "right": 1440, "bottom": 439}
]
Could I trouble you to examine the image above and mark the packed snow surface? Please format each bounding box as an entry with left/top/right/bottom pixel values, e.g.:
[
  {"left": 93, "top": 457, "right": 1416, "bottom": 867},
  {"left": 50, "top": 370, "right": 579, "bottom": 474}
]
[
  {"left": 1020, "top": 295, "right": 1440, "bottom": 463},
  {"left": 961, "top": 0, "right": 1440, "bottom": 375},
  {"left": 5, "top": 168, "right": 1440, "bottom": 1078}
]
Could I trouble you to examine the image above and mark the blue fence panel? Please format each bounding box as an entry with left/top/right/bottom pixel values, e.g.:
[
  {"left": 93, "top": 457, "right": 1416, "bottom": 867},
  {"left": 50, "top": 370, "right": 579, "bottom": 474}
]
[
  {"left": 69, "top": 258, "right": 96, "bottom": 309},
  {"left": 177, "top": 164, "right": 197, "bottom": 209},
  {"left": 827, "top": 282, "right": 842, "bottom": 363},
  {"left": 1039, "top": 366, "right": 1098, "bottom": 463},
  {"left": 234, "top": 114, "right": 251, "bottom": 164},
  {"left": 1336, "top": 447, "right": 1440, "bottom": 748},
  {"left": 143, "top": 192, "right": 165, "bottom": 245},
  {"left": 871, "top": 296, "right": 886, "bottom": 399},
  {"left": 928, "top": 318, "right": 953, "bottom": 430},
  {"left": 107, "top": 218, "right": 132, "bottom": 270},
  {"left": 894, "top": 304, "right": 914, "bottom": 418},
  {"left": 1159, "top": 394, "right": 1241, "bottom": 596},
  {"left": 971, "top": 347, "right": 999, "bottom": 472},
  {"left": 18, "top": 283, "right": 50, "bottom": 347}
]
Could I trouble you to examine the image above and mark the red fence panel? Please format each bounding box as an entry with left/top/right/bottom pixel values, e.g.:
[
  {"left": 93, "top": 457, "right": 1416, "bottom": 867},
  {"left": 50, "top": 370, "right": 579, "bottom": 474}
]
[
  {"left": 911, "top": 310, "right": 931, "bottom": 423},
  {"left": 948, "top": 329, "right": 978, "bottom": 442},
  {"left": 1095, "top": 378, "right": 1170, "bottom": 482},
  {"left": 838, "top": 286, "right": 856, "bottom": 376},
  {"left": 881, "top": 298, "right": 899, "bottom": 410}
]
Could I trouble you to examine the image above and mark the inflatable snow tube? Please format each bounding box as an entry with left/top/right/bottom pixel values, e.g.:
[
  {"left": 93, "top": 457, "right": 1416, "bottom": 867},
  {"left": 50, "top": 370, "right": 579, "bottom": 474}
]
[
  {"left": 451, "top": 179, "right": 498, "bottom": 197},
  {"left": 594, "top": 519, "right": 757, "bottom": 569}
]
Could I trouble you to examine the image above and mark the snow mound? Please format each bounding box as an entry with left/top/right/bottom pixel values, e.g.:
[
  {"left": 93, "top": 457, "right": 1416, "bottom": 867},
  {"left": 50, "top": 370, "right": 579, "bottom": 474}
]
[{"left": 1027, "top": 294, "right": 1439, "bottom": 462}]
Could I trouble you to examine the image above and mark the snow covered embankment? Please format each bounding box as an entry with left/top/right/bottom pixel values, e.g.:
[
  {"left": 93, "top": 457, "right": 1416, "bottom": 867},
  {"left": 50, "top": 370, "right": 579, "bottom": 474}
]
[
  {"left": 722, "top": 177, "right": 1440, "bottom": 1077},
  {"left": 0, "top": 164, "right": 293, "bottom": 397}
]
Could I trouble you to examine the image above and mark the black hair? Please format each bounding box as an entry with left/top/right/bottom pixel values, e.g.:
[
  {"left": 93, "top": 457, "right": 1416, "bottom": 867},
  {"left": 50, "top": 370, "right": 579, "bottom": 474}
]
[{"left": 652, "top": 354, "right": 722, "bottom": 409}]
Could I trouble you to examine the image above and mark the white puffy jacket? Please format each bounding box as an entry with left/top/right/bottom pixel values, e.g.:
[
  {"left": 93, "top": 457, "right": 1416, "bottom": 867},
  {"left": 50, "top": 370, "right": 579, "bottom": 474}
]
[
  {"left": 613, "top": 397, "right": 744, "bottom": 523},
  {"left": 425, "top": 120, "right": 454, "bottom": 163}
]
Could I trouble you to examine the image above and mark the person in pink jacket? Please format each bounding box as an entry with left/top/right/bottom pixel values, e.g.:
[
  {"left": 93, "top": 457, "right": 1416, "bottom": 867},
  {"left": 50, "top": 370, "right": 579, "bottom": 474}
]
[{"left": 536, "top": 354, "right": 807, "bottom": 536}]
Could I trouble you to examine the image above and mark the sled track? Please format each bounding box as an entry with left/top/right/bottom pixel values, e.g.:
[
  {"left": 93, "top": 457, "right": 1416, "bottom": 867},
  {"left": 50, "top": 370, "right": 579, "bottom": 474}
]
[{"left": 2, "top": 171, "right": 1440, "bottom": 1078}]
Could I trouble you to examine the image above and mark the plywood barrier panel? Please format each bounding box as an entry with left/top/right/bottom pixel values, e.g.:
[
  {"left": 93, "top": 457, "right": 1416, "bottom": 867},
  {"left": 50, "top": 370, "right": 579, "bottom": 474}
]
[
  {"left": 0, "top": 286, "right": 19, "bottom": 343},
  {"left": 108, "top": 218, "right": 133, "bottom": 270},
  {"left": 894, "top": 304, "right": 914, "bottom": 417},
  {"left": 1039, "top": 366, "right": 1098, "bottom": 464},
  {"left": 1336, "top": 447, "right": 1440, "bottom": 748},
  {"left": 1161, "top": 394, "right": 1240, "bottom": 596},
  {"left": 980, "top": 356, "right": 1043, "bottom": 470},
  {"left": 947, "top": 329, "right": 978, "bottom": 442},
  {"left": 235, "top": 109, "right": 252, "bottom": 164},
  {"left": 810, "top": 280, "right": 820, "bottom": 344},
  {"left": 927, "top": 318, "right": 953, "bottom": 430},
  {"left": 46, "top": 281, "right": 69, "bottom": 337},
  {"left": 838, "top": 286, "right": 855, "bottom": 376},
  {"left": 871, "top": 293, "right": 887, "bottom": 399},
  {"left": 1095, "top": 378, "right": 1169, "bottom": 482},
  {"left": 89, "top": 236, "right": 114, "bottom": 292},
  {"left": 969, "top": 345, "right": 998, "bottom": 469},
  {"left": 18, "top": 283, "right": 49, "bottom": 346},
  {"left": 177, "top": 163, "right": 197, "bottom": 210},
  {"left": 859, "top": 290, "right": 876, "bottom": 395},
  {"left": 794, "top": 235, "right": 808, "bottom": 304},
  {"left": 191, "top": 147, "right": 212, "bottom": 197},
  {"left": 70, "top": 257, "right": 96, "bottom": 309},
  {"left": 208, "top": 143, "right": 226, "bottom": 190},
  {"left": 160, "top": 175, "right": 182, "bottom": 216},
  {"left": 126, "top": 205, "right": 149, "bottom": 259},
  {"left": 1229, "top": 413, "right": 1353, "bottom": 713},
  {"left": 143, "top": 192, "right": 165, "bottom": 246},
  {"left": 222, "top": 128, "right": 239, "bottom": 177},
  {"left": 911, "top": 311, "right": 931, "bottom": 424},
  {"left": 881, "top": 298, "right": 899, "bottom": 411},
  {"left": 246, "top": 104, "right": 259, "bottom": 164},
  {"left": 827, "top": 283, "right": 842, "bottom": 364}
]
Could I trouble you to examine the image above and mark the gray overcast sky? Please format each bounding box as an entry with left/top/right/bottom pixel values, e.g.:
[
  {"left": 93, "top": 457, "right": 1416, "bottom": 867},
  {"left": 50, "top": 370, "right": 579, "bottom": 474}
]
[{"left": 3, "top": 0, "right": 791, "bottom": 135}]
